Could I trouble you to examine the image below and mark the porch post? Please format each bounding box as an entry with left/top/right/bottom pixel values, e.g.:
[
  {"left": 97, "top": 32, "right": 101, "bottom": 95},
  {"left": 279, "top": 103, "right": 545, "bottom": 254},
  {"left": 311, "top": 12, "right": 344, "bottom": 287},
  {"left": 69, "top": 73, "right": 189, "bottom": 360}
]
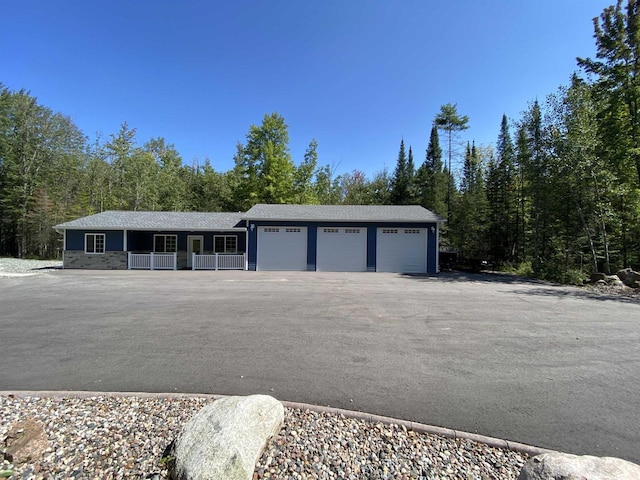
[
  {"left": 150, "top": 252, "right": 154, "bottom": 270},
  {"left": 174, "top": 252, "right": 177, "bottom": 270},
  {"left": 128, "top": 252, "right": 131, "bottom": 270},
  {"left": 123, "top": 229, "right": 128, "bottom": 252}
]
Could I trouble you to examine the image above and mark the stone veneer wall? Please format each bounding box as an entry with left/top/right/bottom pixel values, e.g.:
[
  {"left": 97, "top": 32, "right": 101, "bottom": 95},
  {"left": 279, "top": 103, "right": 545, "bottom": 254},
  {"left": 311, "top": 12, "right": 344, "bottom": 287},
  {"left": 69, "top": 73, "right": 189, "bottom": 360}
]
[{"left": 63, "top": 251, "right": 128, "bottom": 270}]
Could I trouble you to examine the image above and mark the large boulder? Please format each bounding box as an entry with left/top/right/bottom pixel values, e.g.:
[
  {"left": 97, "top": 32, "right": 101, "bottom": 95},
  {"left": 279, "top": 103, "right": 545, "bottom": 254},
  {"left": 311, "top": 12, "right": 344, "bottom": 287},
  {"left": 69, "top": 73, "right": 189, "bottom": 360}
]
[
  {"left": 622, "top": 270, "right": 640, "bottom": 289},
  {"left": 616, "top": 268, "right": 632, "bottom": 281},
  {"left": 169, "top": 395, "right": 284, "bottom": 480},
  {"left": 590, "top": 272, "right": 607, "bottom": 283},
  {"left": 518, "top": 452, "right": 640, "bottom": 480},
  {"left": 605, "top": 275, "right": 624, "bottom": 287}
]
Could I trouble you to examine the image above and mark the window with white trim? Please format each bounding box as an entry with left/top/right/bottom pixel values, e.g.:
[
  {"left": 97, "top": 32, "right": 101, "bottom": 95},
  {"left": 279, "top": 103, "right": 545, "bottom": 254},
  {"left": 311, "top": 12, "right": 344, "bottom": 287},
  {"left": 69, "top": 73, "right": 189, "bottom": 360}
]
[
  {"left": 345, "top": 228, "right": 361, "bottom": 234},
  {"left": 323, "top": 228, "right": 339, "bottom": 233},
  {"left": 404, "top": 229, "right": 421, "bottom": 234},
  {"left": 85, "top": 233, "right": 105, "bottom": 254},
  {"left": 154, "top": 234, "right": 177, "bottom": 253},
  {"left": 214, "top": 235, "right": 237, "bottom": 253},
  {"left": 286, "top": 227, "right": 301, "bottom": 233},
  {"left": 264, "top": 227, "right": 280, "bottom": 233},
  {"left": 382, "top": 229, "right": 398, "bottom": 234}
]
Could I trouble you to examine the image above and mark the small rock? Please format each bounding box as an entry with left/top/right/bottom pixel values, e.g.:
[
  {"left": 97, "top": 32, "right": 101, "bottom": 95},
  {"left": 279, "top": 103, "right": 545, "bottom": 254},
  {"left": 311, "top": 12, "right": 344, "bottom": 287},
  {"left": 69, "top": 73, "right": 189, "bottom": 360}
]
[
  {"left": 591, "top": 272, "right": 607, "bottom": 283},
  {"left": 2, "top": 419, "right": 50, "bottom": 465}
]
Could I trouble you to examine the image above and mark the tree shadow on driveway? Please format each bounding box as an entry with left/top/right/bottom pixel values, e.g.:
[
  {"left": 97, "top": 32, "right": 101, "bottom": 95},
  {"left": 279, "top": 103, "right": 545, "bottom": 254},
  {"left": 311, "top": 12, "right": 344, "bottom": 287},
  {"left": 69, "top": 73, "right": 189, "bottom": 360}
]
[
  {"left": 402, "top": 271, "right": 640, "bottom": 304},
  {"left": 401, "top": 271, "right": 547, "bottom": 285}
]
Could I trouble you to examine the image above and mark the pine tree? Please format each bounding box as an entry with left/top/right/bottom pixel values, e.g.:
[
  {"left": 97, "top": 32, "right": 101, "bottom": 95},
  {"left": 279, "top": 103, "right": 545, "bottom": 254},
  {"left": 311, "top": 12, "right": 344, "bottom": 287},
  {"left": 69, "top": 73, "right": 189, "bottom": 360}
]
[
  {"left": 390, "top": 139, "right": 410, "bottom": 204},
  {"left": 434, "top": 104, "right": 469, "bottom": 221},
  {"left": 416, "top": 125, "right": 446, "bottom": 215},
  {"left": 450, "top": 142, "right": 488, "bottom": 261},
  {"left": 488, "top": 114, "right": 517, "bottom": 263},
  {"left": 406, "top": 146, "right": 416, "bottom": 203}
]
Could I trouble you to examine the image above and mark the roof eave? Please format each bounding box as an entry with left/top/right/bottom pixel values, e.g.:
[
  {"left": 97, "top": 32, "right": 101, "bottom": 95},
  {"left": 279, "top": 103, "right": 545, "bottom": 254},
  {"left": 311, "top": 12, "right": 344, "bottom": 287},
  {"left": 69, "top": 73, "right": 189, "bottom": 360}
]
[
  {"left": 53, "top": 226, "right": 247, "bottom": 231},
  {"left": 242, "top": 217, "right": 441, "bottom": 223}
]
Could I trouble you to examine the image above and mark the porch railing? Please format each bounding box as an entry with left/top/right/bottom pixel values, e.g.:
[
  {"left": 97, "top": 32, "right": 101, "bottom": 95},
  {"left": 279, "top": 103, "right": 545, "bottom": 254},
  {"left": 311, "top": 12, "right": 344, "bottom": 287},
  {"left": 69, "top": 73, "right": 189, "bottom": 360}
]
[
  {"left": 128, "top": 252, "right": 177, "bottom": 270},
  {"left": 192, "top": 253, "right": 246, "bottom": 270}
]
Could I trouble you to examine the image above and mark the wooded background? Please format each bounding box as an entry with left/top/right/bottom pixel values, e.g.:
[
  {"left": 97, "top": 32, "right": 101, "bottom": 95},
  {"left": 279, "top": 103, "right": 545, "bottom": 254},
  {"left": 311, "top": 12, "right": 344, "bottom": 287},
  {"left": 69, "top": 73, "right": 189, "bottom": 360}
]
[{"left": 1, "top": 0, "right": 639, "bottom": 282}]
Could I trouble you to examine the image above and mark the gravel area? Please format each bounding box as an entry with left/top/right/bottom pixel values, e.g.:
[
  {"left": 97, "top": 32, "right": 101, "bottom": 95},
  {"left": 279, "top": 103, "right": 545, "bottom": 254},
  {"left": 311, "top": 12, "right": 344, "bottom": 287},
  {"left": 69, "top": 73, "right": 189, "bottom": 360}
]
[
  {"left": 0, "top": 258, "right": 62, "bottom": 275},
  {"left": 1, "top": 395, "right": 528, "bottom": 480}
]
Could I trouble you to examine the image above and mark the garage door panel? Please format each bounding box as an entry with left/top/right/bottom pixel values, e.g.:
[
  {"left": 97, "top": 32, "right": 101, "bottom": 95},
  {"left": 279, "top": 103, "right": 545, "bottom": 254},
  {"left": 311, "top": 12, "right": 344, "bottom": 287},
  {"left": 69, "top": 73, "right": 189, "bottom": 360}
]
[
  {"left": 257, "top": 226, "right": 307, "bottom": 271},
  {"left": 317, "top": 227, "right": 367, "bottom": 272},
  {"left": 376, "top": 228, "right": 427, "bottom": 273}
]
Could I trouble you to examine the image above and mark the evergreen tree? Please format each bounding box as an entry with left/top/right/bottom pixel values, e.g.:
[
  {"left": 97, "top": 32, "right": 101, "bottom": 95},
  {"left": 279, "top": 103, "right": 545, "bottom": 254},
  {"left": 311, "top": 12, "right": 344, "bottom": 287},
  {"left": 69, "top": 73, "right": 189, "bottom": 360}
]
[
  {"left": 487, "top": 114, "right": 517, "bottom": 263},
  {"left": 577, "top": 0, "right": 640, "bottom": 267},
  {"left": 406, "top": 146, "right": 416, "bottom": 203},
  {"left": 578, "top": 0, "right": 640, "bottom": 187},
  {"left": 390, "top": 139, "right": 410, "bottom": 204},
  {"left": 416, "top": 125, "right": 447, "bottom": 215},
  {"left": 450, "top": 142, "right": 488, "bottom": 260},
  {"left": 434, "top": 103, "right": 469, "bottom": 221}
]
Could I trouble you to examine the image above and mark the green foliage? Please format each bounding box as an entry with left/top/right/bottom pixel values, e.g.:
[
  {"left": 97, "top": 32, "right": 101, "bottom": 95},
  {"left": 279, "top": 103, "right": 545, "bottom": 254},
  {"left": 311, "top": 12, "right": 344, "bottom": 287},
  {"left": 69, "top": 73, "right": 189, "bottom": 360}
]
[
  {"left": 2, "top": 0, "right": 640, "bottom": 282},
  {"left": 487, "top": 115, "right": 518, "bottom": 264},
  {"left": 416, "top": 125, "right": 447, "bottom": 216},
  {"left": 434, "top": 103, "right": 469, "bottom": 221},
  {"left": 390, "top": 139, "right": 414, "bottom": 204},
  {"left": 450, "top": 143, "right": 489, "bottom": 260}
]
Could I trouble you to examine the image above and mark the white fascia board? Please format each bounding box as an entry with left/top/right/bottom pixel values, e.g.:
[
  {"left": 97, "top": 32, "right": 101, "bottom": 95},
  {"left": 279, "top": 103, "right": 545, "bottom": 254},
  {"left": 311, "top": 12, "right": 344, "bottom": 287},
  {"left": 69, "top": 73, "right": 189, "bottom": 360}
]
[
  {"left": 77, "top": 226, "right": 247, "bottom": 231},
  {"left": 242, "top": 217, "right": 439, "bottom": 223}
]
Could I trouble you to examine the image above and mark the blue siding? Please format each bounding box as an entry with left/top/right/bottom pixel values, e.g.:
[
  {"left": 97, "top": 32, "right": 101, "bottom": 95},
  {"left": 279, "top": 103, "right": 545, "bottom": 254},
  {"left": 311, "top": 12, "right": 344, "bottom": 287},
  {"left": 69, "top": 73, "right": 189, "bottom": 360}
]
[
  {"left": 65, "top": 230, "right": 123, "bottom": 251},
  {"left": 246, "top": 220, "right": 439, "bottom": 273},
  {"left": 427, "top": 226, "right": 437, "bottom": 274},
  {"left": 126, "top": 231, "right": 245, "bottom": 252},
  {"left": 307, "top": 226, "right": 317, "bottom": 271},
  {"left": 248, "top": 227, "right": 258, "bottom": 270},
  {"left": 366, "top": 226, "right": 377, "bottom": 272}
]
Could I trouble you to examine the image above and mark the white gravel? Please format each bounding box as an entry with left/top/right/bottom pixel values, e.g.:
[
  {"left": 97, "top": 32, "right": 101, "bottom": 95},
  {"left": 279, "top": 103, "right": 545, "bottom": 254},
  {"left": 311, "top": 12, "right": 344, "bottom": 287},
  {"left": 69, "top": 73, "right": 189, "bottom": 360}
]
[
  {"left": 1, "top": 395, "right": 528, "bottom": 480},
  {"left": 0, "top": 258, "right": 62, "bottom": 276}
]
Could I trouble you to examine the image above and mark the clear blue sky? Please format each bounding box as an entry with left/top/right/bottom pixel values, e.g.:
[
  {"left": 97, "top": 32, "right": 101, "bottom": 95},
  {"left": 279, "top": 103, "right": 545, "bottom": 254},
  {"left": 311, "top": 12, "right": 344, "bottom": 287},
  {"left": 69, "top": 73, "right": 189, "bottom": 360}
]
[{"left": 1, "top": 0, "right": 611, "bottom": 177}]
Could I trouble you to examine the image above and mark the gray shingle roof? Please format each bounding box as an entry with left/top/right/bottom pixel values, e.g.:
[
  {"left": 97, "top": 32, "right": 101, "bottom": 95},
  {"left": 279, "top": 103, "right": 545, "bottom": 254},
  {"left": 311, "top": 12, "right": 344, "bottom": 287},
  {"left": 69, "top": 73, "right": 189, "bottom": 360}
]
[
  {"left": 243, "top": 204, "right": 445, "bottom": 223},
  {"left": 54, "top": 211, "right": 245, "bottom": 231}
]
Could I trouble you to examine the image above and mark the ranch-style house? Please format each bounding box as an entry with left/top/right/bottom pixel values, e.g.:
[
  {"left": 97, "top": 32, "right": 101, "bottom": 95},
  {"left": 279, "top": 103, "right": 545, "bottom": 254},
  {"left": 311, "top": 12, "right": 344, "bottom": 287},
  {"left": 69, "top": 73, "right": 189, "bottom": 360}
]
[{"left": 54, "top": 204, "right": 445, "bottom": 273}]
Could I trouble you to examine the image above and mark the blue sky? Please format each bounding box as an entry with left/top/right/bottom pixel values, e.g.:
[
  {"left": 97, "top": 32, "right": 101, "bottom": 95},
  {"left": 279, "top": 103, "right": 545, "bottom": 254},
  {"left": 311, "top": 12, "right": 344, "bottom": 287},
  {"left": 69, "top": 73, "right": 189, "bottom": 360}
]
[{"left": 2, "top": 0, "right": 611, "bottom": 177}]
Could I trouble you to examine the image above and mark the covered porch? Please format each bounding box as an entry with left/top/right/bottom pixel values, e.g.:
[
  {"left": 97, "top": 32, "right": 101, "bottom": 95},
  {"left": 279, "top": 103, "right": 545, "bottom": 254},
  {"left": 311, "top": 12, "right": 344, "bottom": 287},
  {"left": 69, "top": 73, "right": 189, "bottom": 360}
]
[{"left": 125, "top": 229, "right": 247, "bottom": 270}]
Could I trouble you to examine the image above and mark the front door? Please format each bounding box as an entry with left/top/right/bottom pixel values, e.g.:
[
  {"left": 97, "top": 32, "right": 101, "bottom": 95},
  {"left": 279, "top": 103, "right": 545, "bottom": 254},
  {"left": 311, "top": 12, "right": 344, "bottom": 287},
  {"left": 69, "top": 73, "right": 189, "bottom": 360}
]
[{"left": 187, "top": 235, "right": 204, "bottom": 268}]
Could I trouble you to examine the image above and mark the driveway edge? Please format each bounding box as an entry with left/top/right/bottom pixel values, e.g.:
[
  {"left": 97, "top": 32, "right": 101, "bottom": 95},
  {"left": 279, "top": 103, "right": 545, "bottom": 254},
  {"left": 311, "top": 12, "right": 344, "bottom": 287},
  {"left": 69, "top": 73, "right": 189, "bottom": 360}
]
[{"left": 1, "top": 390, "right": 552, "bottom": 457}]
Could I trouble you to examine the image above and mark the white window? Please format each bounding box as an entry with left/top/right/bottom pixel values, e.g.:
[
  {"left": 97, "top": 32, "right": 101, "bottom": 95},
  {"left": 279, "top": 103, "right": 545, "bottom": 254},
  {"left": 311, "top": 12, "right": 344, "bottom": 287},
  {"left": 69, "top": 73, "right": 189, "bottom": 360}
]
[
  {"left": 85, "top": 233, "right": 105, "bottom": 254},
  {"left": 286, "top": 228, "right": 301, "bottom": 233},
  {"left": 214, "top": 235, "right": 237, "bottom": 253},
  {"left": 404, "top": 229, "right": 420, "bottom": 234},
  {"left": 154, "top": 234, "right": 177, "bottom": 253},
  {"left": 345, "top": 228, "right": 361, "bottom": 234},
  {"left": 382, "top": 229, "right": 398, "bottom": 234},
  {"left": 264, "top": 227, "right": 279, "bottom": 233},
  {"left": 323, "top": 228, "right": 339, "bottom": 233}
]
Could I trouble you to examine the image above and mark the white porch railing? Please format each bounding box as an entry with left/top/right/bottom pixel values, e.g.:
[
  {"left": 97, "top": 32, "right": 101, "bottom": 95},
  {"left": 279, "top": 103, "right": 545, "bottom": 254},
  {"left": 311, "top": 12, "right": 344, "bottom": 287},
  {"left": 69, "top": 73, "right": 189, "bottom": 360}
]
[
  {"left": 192, "top": 253, "right": 246, "bottom": 270},
  {"left": 128, "top": 252, "right": 177, "bottom": 270}
]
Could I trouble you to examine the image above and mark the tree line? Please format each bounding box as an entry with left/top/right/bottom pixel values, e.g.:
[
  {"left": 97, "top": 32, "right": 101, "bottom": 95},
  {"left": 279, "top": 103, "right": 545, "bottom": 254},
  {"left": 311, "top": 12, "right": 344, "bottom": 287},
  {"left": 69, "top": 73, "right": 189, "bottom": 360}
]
[{"left": 1, "top": 0, "right": 639, "bottom": 282}]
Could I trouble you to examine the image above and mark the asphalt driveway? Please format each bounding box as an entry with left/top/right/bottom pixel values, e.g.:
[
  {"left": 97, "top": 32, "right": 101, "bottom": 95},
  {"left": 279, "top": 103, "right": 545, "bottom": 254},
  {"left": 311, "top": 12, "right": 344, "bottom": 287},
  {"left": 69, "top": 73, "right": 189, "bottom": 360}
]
[{"left": 1, "top": 270, "right": 639, "bottom": 462}]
